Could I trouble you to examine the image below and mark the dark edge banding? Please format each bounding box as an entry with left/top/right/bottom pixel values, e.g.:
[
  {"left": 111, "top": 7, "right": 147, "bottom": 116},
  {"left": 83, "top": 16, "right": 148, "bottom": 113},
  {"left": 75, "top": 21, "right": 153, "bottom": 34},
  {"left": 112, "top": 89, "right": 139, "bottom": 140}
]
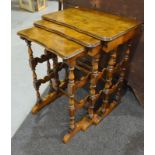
[
  {"left": 17, "top": 32, "right": 86, "bottom": 60},
  {"left": 34, "top": 22, "right": 101, "bottom": 48}
]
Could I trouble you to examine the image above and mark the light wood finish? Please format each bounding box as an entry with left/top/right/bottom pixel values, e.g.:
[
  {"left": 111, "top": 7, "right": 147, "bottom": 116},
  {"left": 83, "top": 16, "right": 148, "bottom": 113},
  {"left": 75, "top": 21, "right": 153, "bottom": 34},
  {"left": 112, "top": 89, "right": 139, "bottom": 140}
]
[
  {"left": 34, "top": 20, "right": 140, "bottom": 54},
  {"left": 17, "top": 27, "right": 85, "bottom": 59},
  {"left": 43, "top": 8, "right": 141, "bottom": 41},
  {"left": 34, "top": 20, "right": 100, "bottom": 47},
  {"left": 68, "top": 61, "right": 76, "bottom": 130},
  {"left": 88, "top": 53, "right": 100, "bottom": 118}
]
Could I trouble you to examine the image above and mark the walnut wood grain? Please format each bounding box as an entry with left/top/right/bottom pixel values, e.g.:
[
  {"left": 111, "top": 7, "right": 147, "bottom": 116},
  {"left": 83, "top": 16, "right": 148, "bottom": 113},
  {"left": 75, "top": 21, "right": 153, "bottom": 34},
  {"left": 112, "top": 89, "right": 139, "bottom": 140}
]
[
  {"left": 18, "top": 27, "right": 85, "bottom": 59},
  {"left": 43, "top": 8, "right": 141, "bottom": 41},
  {"left": 34, "top": 20, "right": 100, "bottom": 48}
]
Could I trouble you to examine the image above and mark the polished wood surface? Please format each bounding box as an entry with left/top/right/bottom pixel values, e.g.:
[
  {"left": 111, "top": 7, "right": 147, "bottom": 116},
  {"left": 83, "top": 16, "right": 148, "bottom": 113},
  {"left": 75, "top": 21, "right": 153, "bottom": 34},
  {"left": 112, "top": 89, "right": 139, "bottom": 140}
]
[
  {"left": 102, "top": 27, "right": 140, "bottom": 53},
  {"left": 17, "top": 27, "right": 85, "bottom": 59},
  {"left": 35, "top": 20, "right": 100, "bottom": 47},
  {"left": 43, "top": 8, "right": 141, "bottom": 41}
]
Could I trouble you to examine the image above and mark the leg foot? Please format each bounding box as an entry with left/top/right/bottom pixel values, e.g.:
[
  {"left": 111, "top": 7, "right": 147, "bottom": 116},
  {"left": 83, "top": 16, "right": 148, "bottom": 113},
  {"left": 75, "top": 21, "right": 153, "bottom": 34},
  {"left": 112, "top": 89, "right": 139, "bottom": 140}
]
[
  {"left": 63, "top": 125, "right": 80, "bottom": 144},
  {"left": 32, "top": 91, "right": 62, "bottom": 114},
  {"left": 62, "top": 101, "right": 118, "bottom": 143},
  {"left": 32, "top": 81, "right": 67, "bottom": 114}
]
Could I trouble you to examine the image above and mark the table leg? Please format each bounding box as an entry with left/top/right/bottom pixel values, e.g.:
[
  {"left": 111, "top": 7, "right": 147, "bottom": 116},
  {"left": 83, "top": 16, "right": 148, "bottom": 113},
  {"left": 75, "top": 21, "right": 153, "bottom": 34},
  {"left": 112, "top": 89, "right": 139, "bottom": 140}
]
[
  {"left": 62, "top": 45, "right": 131, "bottom": 143},
  {"left": 115, "top": 44, "right": 131, "bottom": 102},
  {"left": 26, "top": 40, "right": 42, "bottom": 103},
  {"left": 25, "top": 44, "right": 67, "bottom": 113},
  {"left": 101, "top": 50, "right": 117, "bottom": 113},
  {"left": 88, "top": 54, "right": 100, "bottom": 119},
  {"left": 68, "top": 62, "right": 76, "bottom": 131}
]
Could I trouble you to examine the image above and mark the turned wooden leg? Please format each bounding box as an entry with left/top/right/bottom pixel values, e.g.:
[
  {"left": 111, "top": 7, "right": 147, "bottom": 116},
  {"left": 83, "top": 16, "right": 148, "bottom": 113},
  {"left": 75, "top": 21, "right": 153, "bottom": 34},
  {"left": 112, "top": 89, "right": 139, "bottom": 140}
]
[
  {"left": 102, "top": 50, "right": 117, "bottom": 113},
  {"left": 88, "top": 54, "right": 100, "bottom": 119},
  {"left": 26, "top": 40, "right": 42, "bottom": 103},
  {"left": 63, "top": 63, "right": 77, "bottom": 143},
  {"left": 115, "top": 44, "right": 131, "bottom": 102},
  {"left": 52, "top": 54, "right": 60, "bottom": 91},
  {"left": 68, "top": 62, "right": 76, "bottom": 130},
  {"left": 44, "top": 50, "right": 53, "bottom": 92}
]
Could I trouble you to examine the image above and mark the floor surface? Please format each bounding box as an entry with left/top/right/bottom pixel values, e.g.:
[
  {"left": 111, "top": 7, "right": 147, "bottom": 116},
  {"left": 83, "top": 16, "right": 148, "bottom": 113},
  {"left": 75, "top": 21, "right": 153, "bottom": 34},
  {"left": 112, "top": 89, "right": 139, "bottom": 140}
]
[{"left": 12, "top": 90, "right": 144, "bottom": 155}]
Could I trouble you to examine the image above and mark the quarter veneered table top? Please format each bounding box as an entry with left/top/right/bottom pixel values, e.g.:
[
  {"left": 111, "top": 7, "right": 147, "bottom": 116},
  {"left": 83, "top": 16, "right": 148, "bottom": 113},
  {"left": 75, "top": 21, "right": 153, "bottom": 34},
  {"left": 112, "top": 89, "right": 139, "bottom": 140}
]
[
  {"left": 43, "top": 8, "right": 141, "bottom": 41},
  {"left": 17, "top": 27, "right": 85, "bottom": 59}
]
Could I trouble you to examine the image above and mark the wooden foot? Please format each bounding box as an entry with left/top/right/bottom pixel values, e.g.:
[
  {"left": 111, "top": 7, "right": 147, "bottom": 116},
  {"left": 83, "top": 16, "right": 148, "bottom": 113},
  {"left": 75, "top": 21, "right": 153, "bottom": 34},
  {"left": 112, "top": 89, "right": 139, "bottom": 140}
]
[
  {"left": 81, "top": 114, "right": 100, "bottom": 131},
  {"left": 63, "top": 116, "right": 96, "bottom": 143},
  {"left": 95, "top": 101, "right": 118, "bottom": 125},
  {"left": 63, "top": 125, "right": 80, "bottom": 144},
  {"left": 32, "top": 81, "right": 67, "bottom": 114},
  {"left": 62, "top": 101, "right": 118, "bottom": 143},
  {"left": 32, "top": 91, "right": 62, "bottom": 114}
]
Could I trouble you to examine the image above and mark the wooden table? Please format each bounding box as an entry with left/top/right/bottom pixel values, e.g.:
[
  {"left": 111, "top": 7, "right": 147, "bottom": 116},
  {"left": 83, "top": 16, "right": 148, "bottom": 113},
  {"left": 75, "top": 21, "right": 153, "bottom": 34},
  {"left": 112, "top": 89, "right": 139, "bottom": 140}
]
[{"left": 18, "top": 7, "right": 142, "bottom": 143}]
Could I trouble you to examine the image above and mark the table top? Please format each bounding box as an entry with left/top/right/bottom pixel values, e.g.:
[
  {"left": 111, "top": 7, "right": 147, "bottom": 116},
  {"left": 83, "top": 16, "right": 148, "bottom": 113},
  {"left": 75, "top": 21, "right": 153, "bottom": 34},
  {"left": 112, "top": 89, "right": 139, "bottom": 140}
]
[
  {"left": 17, "top": 27, "right": 84, "bottom": 59},
  {"left": 34, "top": 20, "right": 100, "bottom": 48},
  {"left": 43, "top": 8, "right": 141, "bottom": 41}
]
